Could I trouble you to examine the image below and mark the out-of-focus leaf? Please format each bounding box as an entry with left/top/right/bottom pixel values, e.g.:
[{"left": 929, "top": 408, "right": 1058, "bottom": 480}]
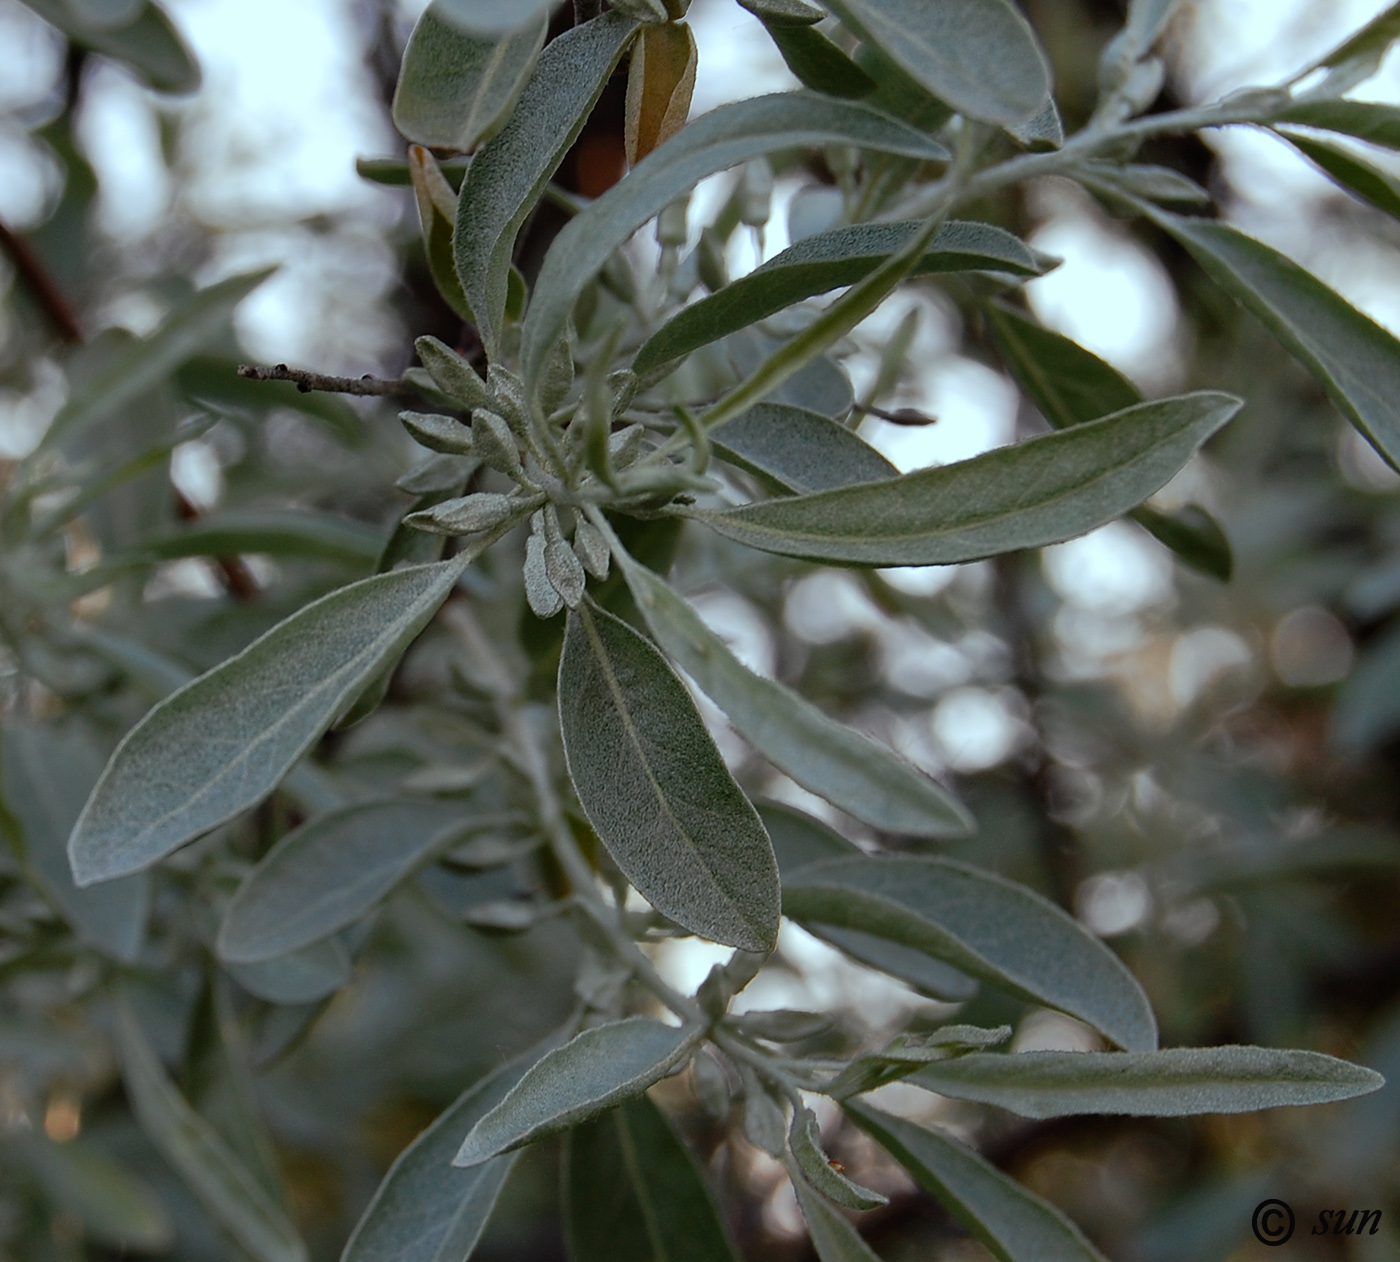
[
  {"left": 732, "top": 1009, "right": 833, "bottom": 1041},
  {"left": 565, "top": 1093, "right": 742, "bottom": 1262},
  {"left": 791, "top": 1174, "right": 884, "bottom": 1262},
  {"left": 522, "top": 92, "right": 951, "bottom": 391},
  {"left": 41, "top": 271, "right": 271, "bottom": 452},
  {"left": 763, "top": 21, "right": 876, "bottom": 99},
  {"left": 1075, "top": 162, "right": 1209, "bottom": 205},
  {"left": 1274, "top": 99, "right": 1400, "bottom": 149},
  {"left": 758, "top": 802, "right": 979, "bottom": 1001},
  {"left": 694, "top": 392, "right": 1240, "bottom": 566},
  {"left": 1280, "top": 130, "right": 1400, "bottom": 220},
  {"left": 790, "top": 1106, "right": 888, "bottom": 1209},
  {"left": 345, "top": 1021, "right": 575, "bottom": 1262},
  {"left": 985, "top": 302, "right": 1233, "bottom": 580},
  {"left": 454, "top": 1018, "right": 696, "bottom": 1165},
  {"left": 1331, "top": 620, "right": 1400, "bottom": 750},
  {"left": 1, "top": 721, "right": 149, "bottom": 962},
  {"left": 456, "top": 11, "right": 640, "bottom": 353},
  {"left": 19, "top": 0, "right": 200, "bottom": 93},
  {"left": 217, "top": 799, "right": 468, "bottom": 963},
  {"left": 1150, "top": 210, "right": 1400, "bottom": 471},
  {"left": 726, "top": 331, "right": 856, "bottom": 418},
  {"left": 115, "top": 996, "right": 307, "bottom": 1262},
  {"left": 844, "top": 1102, "right": 1107, "bottom": 1262},
  {"left": 433, "top": 0, "right": 555, "bottom": 34},
  {"left": 783, "top": 855, "right": 1158, "bottom": 1050},
  {"left": 559, "top": 600, "right": 780, "bottom": 951},
  {"left": 1291, "top": 1, "right": 1400, "bottom": 90},
  {"left": 393, "top": 4, "right": 546, "bottom": 151},
  {"left": 14, "top": 1134, "right": 175, "bottom": 1251},
  {"left": 617, "top": 552, "right": 973, "bottom": 838},
  {"left": 737, "top": 0, "right": 824, "bottom": 22},
  {"left": 409, "top": 147, "right": 475, "bottom": 323},
  {"left": 907, "top": 1047, "right": 1385, "bottom": 1117},
  {"left": 68, "top": 557, "right": 467, "bottom": 885},
  {"left": 625, "top": 21, "right": 698, "bottom": 166},
  {"left": 635, "top": 221, "right": 1041, "bottom": 376},
  {"left": 122, "top": 510, "right": 384, "bottom": 567},
  {"left": 1006, "top": 97, "right": 1064, "bottom": 149},
  {"left": 227, "top": 939, "right": 352, "bottom": 1006},
  {"left": 821, "top": 0, "right": 1051, "bottom": 125}
]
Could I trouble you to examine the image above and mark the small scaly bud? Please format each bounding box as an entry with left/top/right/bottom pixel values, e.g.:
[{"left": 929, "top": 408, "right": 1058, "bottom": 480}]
[{"left": 524, "top": 513, "right": 564, "bottom": 618}]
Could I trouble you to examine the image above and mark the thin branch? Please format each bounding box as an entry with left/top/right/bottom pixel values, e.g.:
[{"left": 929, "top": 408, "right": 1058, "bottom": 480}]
[
  {"left": 855, "top": 403, "right": 938, "bottom": 426},
  {"left": 0, "top": 222, "right": 83, "bottom": 346},
  {"left": 236, "top": 363, "right": 412, "bottom": 397}
]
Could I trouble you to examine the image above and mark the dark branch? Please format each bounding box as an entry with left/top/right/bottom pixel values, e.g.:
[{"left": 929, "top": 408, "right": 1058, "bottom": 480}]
[
  {"left": 237, "top": 363, "right": 412, "bottom": 397},
  {"left": 0, "top": 221, "right": 84, "bottom": 346},
  {"left": 856, "top": 403, "right": 939, "bottom": 426}
]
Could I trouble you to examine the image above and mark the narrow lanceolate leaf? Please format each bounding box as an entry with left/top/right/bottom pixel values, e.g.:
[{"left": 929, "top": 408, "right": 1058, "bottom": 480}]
[
  {"left": 635, "top": 221, "right": 1042, "bottom": 376},
  {"left": 908, "top": 1047, "right": 1384, "bottom": 1118},
  {"left": 1279, "top": 130, "right": 1400, "bottom": 221},
  {"left": 559, "top": 601, "right": 780, "bottom": 951},
  {"left": 19, "top": 0, "right": 201, "bottom": 94},
  {"left": 455, "top": 1018, "right": 696, "bottom": 1166},
  {"left": 227, "top": 939, "right": 351, "bottom": 1006},
  {"left": 792, "top": 1175, "right": 884, "bottom": 1262},
  {"left": 985, "top": 301, "right": 1233, "bottom": 581},
  {"left": 821, "top": 0, "right": 1051, "bottom": 125},
  {"left": 522, "top": 92, "right": 951, "bottom": 391},
  {"left": 410, "top": 147, "right": 475, "bottom": 322},
  {"left": 758, "top": 803, "right": 978, "bottom": 1001},
  {"left": 41, "top": 270, "right": 271, "bottom": 452},
  {"left": 565, "top": 1094, "right": 742, "bottom": 1262},
  {"left": 713, "top": 404, "right": 898, "bottom": 492},
  {"left": 115, "top": 998, "right": 307, "bottom": 1262},
  {"left": 68, "top": 557, "right": 467, "bottom": 886},
  {"left": 1273, "top": 99, "right": 1400, "bottom": 150},
  {"left": 694, "top": 392, "right": 1241, "bottom": 566},
  {"left": 763, "top": 22, "right": 877, "bottom": 100},
  {"left": 1, "top": 722, "right": 149, "bottom": 962},
  {"left": 1149, "top": 210, "right": 1400, "bottom": 470},
  {"left": 844, "top": 1103, "right": 1107, "bottom": 1262},
  {"left": 434, "top": 0, "right": 554, "bottom": 34},
  {"left": 783, "top": 856, "right": 1158, "bottom": 1051},
  {"left": 393, "top": 4, "right": 546, "bottom": 151},
  {"left": 625, "top": 20, "right": 698, "bottom": 166},
  {"left": 217, "top": 799, "right": 468, "bottom": 963},
  {"left": 125, "top": 510, "right": 385, "bottom": 567},
  {"left": 456, "top": 11, "right": 640, "bottom": 353},
  {"left": 790, "top": 1107, "right": 888, "bottom": 1210},
  {"left": 618, "top": 553, "right": 973, "bottom": 838},
  {"left": 345, "top": 1024, "right": 573, "bottom": 1262}
]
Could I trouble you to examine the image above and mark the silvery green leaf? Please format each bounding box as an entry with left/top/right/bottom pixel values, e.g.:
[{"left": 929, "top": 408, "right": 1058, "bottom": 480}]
[
  {"left": 416, "top": 335, "right": 492, "bottom": 410},
  {"left": 544, "top": 532, "right": 586, "bottom": 609},
  {"left": 633, "top": 220, "right": 1046, "bottom": 378},
  {"left": 1291, "top": 1, "right": 1400, "bottom": 89},
  {"left": 725, "top": 332, "right": 856, "bottom": 419},
  {"left": 844, "top": 1102, "right": 1107, "bottom": 1262},
  {"left": 1007, "top": 97, "right": 1064, "bottom": 149},
  {"left": 68, "top": 558, "right": 467, "bottom": 885},
  {"left": 124, "top": 510, "right": 385, "bottom": 568},
  {"left": 907, "top": 1046, "right": 1385, "bottom": 1118},
  {"left": 612, "top": 0, "right": 668, "bottom": 23},
  {"left": 524, "top": 523, "right": 565, "bottom": 619},
  {"left": 1273, "top": 99, "right": 1400, "bottom": 149},
  {"left": 790, "top": 1106, "right": 888, "bottom": 1210},
  {"left": 759, "top": 800, "right": 862, "bottom": 878},
  {"left": 737, "top": 0, "right": 824, "bottom": 23},
  {"left": 433, "top": 0, "right": 554, "bottom": 35},
  {"left": 217, "top": 799, "right": 467, "bottom": 964},
  {"left": 393, "top": 5, "right": 546, "bottom": 151},
  {"left": 343, "top": 1025, "right": 573, "bottom": 1262},
  {"left": 741, "top": 1071, "right": 788, "bottom": 1156},
  {"left": 1149, "top": 210, "right": 1400, "bottom": 470},
  {"left": 18, "top": 0, "right": 200, "bottom": 93},
  {"left": 454, "top": 1017, "right": 696, "bottom": 1165},
  {"left": 1076, "top": 162, "right": 1209, "bottom": 205},
  {"left": 408, "top": 491, "right": 537, "bottom": 535},
  {"left": 821, "top": 0, "right": 1051, "bottom": 125},
  {"left": 984, "top": 301, "right": 1232, "bottom": 581},
  {"left": 401, "top": 411, "right": 474, "bottom": 455},
  {"left": 763, "top": 22, "right": 877, "bottom": 100},
  {"left": 522, "top": 92, "right": 951, "bottom": 392},
  {"left": 732, "top": 1009, "right": 833, "bottom": 1041},
  {"left": 565, "top": 1094, "right": 742, "bottom": 1262},
  {"left": 115, "top": 997, "right": 307, "bottom": 1262},
  {"left": 827, "top": 1024, "right": 1013, "bottom": 1098},
  {"left": 618, "top": 550, "right": 973, "bottom": 839},
  {"left": 397, "top": 454, "right": 480, "bottom": 496},
  {"left": 1279, "top": 130, "right": 1400, "bottom": 221},
  {"left": 713, "top": 403, "right": 898, "bottom": 494},
  {"left": 693, "top": 392, "right": 1241, "bottom": 566},
  {"left": 471, "top": 409, "right": 522, "bottom": 477},
  {"left": 227, "top": 938, "right": 352, "bottom": 1005},
  {"left": 692, "top": 1048, "right": 732, "bottom": 1119},
  {"left": 559, "top": 601, "right": 780, "bottom": 951},
  {"left": 791, "top": 1175, "right": 884, "bottom": 1262},
  {"left": 456, "top": 12, "right": 641, "bottom": 353},
  {"left": 1, "top": 721, "right": 149, "bottom": 962},
  {"left": 573, "top": 519, "right": 611, "bottom": 579},
  {"left": 41, "top": 270, "right": 270, "bottom": 452},
  {"left": 783, "top": 855, "right": 1158, "bottom": 1051}
]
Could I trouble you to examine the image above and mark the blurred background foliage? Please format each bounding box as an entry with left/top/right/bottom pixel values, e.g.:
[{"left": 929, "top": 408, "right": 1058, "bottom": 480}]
[{"left": 5, "top": 0, "right": 1400, "bottom": 1258}]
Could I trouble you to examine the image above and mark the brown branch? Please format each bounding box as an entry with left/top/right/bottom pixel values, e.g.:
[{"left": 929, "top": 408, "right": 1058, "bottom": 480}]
[
  {"left": 236, "top": 363, "right": 412, "bottom": 397},
  {"left": 0, "top": 221, "right": 83, "bottom": 346},
  {"left": 855, "top": 403, "right": 939, "bottom": 426},
  {"left": 175, "top": 491, "right": 259, "bottom": 602}
]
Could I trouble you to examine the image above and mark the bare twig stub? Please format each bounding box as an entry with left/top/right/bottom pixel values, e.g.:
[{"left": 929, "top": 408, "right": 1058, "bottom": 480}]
[{"left": 237, "top": 363, "right": 411, "bottom": 397}]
